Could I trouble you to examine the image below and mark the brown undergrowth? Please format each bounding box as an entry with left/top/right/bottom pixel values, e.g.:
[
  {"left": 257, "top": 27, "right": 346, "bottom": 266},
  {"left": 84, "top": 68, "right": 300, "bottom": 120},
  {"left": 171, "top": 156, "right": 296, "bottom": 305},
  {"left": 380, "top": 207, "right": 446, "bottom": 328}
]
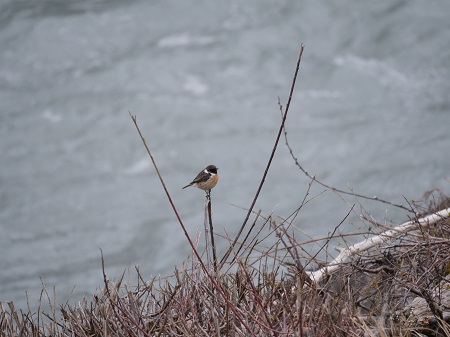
[{"left": 1, "top": 191, "right": 449, "bottom": 337}]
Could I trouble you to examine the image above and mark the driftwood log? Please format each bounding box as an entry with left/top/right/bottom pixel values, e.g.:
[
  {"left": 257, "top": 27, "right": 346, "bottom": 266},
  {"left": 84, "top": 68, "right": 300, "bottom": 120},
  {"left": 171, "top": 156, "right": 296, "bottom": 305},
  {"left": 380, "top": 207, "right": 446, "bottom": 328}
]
[
  {"left": 307, "top": 208, "right": 450, "bottom": 284},
  {"left": 302, "top": 207, "right": 450, "bottom": 336}
]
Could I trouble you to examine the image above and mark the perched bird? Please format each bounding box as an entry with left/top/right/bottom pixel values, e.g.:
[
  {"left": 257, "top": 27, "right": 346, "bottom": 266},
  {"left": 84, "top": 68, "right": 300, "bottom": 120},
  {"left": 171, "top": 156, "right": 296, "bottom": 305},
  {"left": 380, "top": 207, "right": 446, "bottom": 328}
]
[{"left": 182, "top": 165, "right": 219, "bottom": 193}]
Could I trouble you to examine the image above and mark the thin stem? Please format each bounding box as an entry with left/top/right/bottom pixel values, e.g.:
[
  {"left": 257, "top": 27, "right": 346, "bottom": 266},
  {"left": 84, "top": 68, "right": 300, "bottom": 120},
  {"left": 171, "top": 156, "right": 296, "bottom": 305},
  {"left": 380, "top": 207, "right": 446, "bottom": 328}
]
[
  {"left": 204, "top": 195, "right": 211, "bottom": 270},
  {"left": 219, "top": 44, "right": 305, "bottom": 269},
  {"left": 207, "top": 193, "right": 218, "bottom": 273},
  {"left": 278, "top": 98, "right": 411, "bottom": 212}
]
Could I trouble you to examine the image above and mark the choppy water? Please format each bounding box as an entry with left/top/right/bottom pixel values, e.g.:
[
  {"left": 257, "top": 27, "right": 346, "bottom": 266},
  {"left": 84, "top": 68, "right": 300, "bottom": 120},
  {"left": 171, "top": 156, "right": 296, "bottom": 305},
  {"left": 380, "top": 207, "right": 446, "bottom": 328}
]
[{"left": 1, "top": 0, "right": 450, "bottom": 311}]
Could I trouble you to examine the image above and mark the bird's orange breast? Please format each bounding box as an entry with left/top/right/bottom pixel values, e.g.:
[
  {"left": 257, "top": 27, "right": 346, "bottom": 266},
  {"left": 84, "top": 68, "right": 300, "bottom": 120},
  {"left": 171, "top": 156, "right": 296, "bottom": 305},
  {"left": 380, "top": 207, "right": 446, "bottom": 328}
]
[{"left": 196, "top": 173, "right": 219, "bottom": 190}]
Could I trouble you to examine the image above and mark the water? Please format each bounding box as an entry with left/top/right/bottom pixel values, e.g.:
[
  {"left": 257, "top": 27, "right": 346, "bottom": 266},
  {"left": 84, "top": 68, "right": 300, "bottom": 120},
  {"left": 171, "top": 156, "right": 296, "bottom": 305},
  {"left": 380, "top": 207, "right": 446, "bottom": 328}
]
[{"left": 1, "top": 0, "right": 449, "bottom": 311}]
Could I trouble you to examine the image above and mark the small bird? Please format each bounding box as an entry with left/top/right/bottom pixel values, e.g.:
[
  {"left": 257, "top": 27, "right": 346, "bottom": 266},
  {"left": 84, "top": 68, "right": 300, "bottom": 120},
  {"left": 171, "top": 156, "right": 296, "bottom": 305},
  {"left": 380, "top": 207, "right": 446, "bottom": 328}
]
[{"left": 182, "top": 165, "right": 219, "bottom": 193}]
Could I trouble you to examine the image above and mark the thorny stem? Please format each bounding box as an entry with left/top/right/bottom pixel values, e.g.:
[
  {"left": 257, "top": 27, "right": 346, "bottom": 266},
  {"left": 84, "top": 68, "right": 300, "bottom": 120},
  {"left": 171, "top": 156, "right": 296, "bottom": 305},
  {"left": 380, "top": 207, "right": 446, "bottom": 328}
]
[{"left": 277, "top": 98, "right": 412, "bottom": 212}]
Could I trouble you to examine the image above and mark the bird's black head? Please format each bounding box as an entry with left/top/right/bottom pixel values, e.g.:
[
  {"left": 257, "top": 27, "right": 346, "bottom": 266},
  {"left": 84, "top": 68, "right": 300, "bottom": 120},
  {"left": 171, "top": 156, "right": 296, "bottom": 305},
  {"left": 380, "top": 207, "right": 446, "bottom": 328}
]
[{"left": 206, "top": 165, "right": 218, "bottom": 174}]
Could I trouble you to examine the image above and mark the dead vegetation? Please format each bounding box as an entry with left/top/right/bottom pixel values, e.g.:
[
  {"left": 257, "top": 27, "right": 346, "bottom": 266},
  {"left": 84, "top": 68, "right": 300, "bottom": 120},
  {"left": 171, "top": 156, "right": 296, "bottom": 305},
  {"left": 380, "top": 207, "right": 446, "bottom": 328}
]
[{"left": 1, "top": 190, "right": 449, "bottom": 337}]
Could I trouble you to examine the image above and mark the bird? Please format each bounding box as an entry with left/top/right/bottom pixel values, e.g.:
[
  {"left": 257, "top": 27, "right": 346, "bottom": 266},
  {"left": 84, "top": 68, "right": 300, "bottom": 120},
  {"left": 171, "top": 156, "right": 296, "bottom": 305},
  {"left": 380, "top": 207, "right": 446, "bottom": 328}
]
[{"left": 182, "top": 165, "right": 219, "bottom": 193}]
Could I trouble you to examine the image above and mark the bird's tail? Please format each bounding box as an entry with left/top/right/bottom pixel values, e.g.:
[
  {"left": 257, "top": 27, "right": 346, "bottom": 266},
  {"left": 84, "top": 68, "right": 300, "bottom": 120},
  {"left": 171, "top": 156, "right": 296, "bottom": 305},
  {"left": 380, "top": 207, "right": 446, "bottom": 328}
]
[{"left": 182, "top": 184, "right": 192, "bottom": 189}]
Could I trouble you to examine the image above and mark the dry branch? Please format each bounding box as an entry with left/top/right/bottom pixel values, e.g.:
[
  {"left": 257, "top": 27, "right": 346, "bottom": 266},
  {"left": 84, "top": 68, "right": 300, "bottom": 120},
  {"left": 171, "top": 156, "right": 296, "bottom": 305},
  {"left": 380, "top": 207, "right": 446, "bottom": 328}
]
[
  {"left": 219, "top": 44, "right": 305, "bottom": 269},
  {"left": 307, "top": 207, "right": 450, "bottom": 284}
]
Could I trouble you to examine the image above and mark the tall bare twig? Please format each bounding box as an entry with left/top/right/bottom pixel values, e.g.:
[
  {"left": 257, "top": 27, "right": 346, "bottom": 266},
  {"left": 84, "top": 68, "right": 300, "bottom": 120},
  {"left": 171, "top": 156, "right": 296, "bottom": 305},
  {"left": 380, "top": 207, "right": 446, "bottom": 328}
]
[{"left": 219, "top": 43, "right": 305, "bottom": 269}]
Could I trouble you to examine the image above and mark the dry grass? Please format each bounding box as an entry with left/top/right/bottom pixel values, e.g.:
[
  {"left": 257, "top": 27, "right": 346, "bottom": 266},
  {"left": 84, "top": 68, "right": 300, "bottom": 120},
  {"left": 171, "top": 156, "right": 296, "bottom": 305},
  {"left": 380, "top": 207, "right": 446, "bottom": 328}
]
[{"left": 1, "top": 191, "right": 450, "bottom": 337}]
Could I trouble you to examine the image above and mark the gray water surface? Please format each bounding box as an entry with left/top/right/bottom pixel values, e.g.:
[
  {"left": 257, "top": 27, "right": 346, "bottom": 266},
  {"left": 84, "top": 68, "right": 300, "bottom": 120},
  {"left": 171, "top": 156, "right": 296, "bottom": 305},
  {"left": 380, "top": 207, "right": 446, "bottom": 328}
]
[{"left": 1, "top": 0, "right": 449, "bottom": 311}]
